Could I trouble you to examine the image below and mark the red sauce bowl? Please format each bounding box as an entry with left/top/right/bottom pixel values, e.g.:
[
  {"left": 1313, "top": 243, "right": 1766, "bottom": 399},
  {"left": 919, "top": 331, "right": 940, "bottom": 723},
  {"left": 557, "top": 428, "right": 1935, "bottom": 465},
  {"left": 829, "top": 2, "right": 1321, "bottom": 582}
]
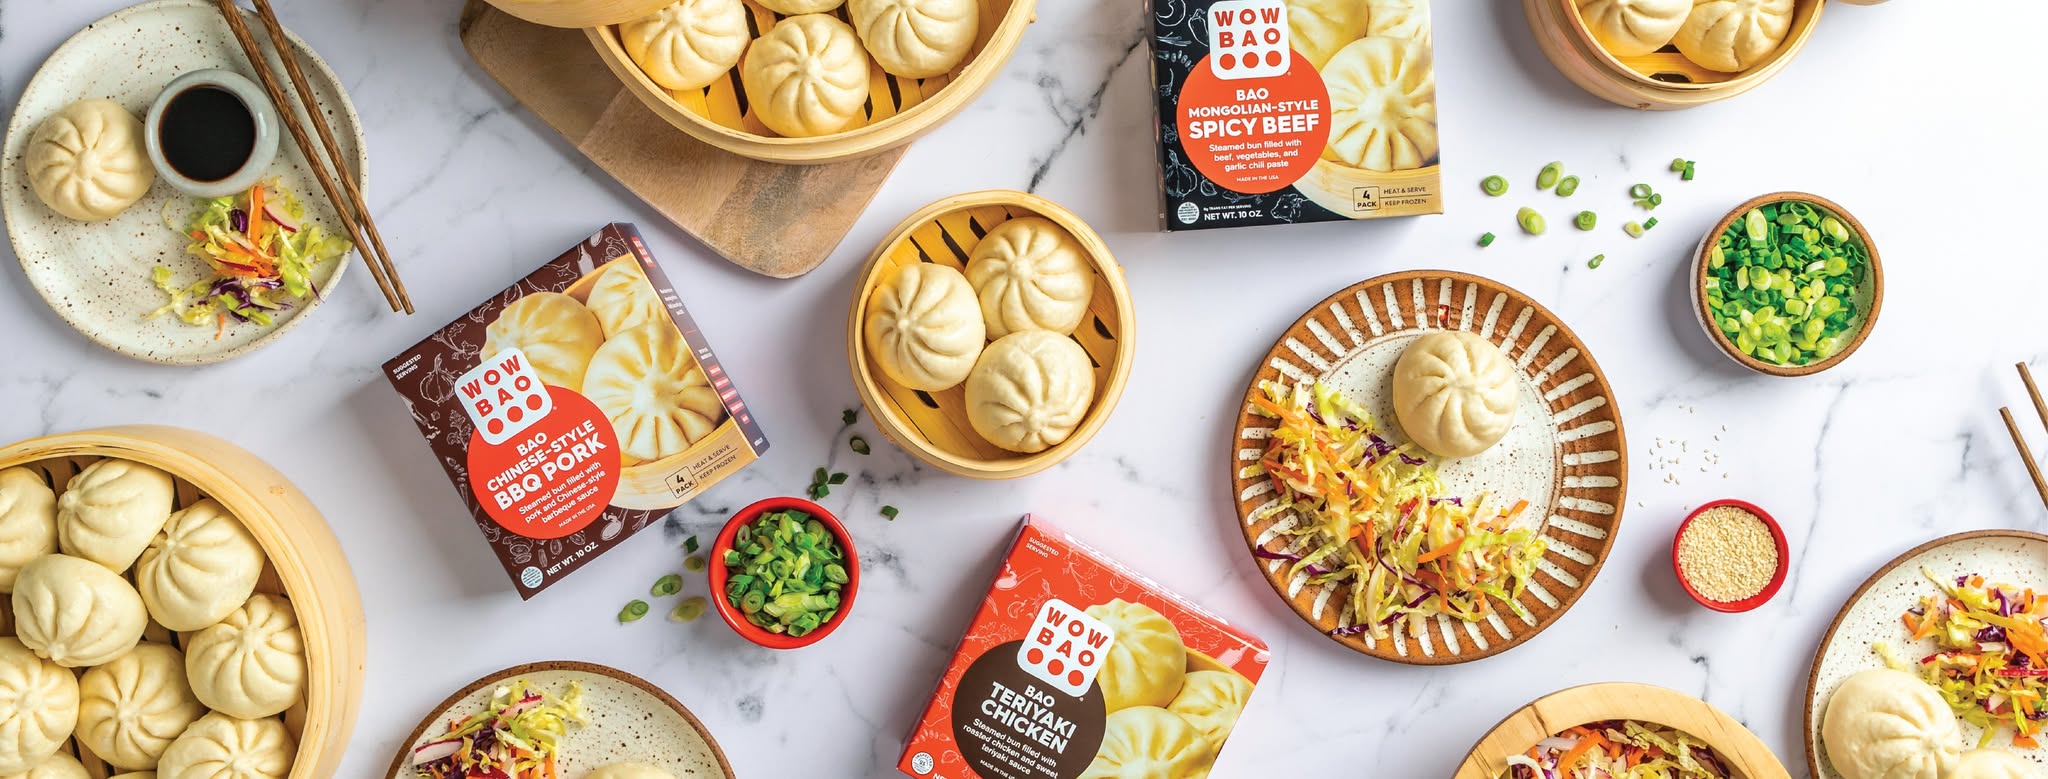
[
  {"left": 1671, "top": 498, "right": 1789, "bottom": 613},
  {"left": 706, "top": 497, "right": 860, "bottom": 649}
]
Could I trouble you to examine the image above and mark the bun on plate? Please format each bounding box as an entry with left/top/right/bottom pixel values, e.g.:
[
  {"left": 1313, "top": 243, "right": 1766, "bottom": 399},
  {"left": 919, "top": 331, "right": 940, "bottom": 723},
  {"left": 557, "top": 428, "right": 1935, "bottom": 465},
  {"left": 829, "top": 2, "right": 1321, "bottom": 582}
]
[
  {"left": 964, "top": 331, "right": 1095, "bottom": 454},
  {"left": 1391, "top": 331, "right": 1518, "bottom": 459},
  {"left": 1948, "top": 749, "right": 2033, "bottom": 779},
  {"left": 621, "top": 0, "right": 751, "bottom": 91},
  {"left": 864, "top": 263, "right": 984, "bottom": 392},
  {"left": 587, "top": 763, "right": 680, "bottom": 779},
  {"left": 25, "top": 99, "right": 153, "bottom": 222},
  {"left": 742, "top": 14, "right": 869, "bottom": 138},
  {"left": 1321, "top": 37, "right": 1438, "bottom": 172},
  {"left": 849, "top": 0, "right": 979, "bottom": 79},
  {"left": 1822, "top": 668, "right": 1962, "bottom": 779},
  {"left": 1084, "top": 599, "right": 1186, "bottom": 712},
  {"left": 964, "top": 217, "right": 1093, "bottom": 339}
]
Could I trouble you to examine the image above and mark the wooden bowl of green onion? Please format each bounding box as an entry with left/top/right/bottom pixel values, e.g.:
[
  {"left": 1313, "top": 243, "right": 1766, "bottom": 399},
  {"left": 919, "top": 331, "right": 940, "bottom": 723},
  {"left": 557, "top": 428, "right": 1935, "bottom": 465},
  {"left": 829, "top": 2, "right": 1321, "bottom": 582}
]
[
  {"left": 707, "top": 497, "right": 860, "bottom": 650},
  {"left": 1690, "top": 192, "right": 1883, "bottom": 377}
]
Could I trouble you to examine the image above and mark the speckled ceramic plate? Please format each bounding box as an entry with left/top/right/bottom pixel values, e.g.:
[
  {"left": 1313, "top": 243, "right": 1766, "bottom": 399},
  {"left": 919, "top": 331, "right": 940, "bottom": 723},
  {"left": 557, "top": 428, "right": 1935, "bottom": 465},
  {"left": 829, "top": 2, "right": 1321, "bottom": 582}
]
[
  {"left": 386, "top": 661, "right": 734, "bottom": 779},
  {"left": 1230, "top": 270, "right": 1628, "bottom": 664},
  {"left": 1803, "top": 530, "right": 2048, "bottom": 777},
  {"left": 2, "top": 0, "right": 364, "bottom": 365}
]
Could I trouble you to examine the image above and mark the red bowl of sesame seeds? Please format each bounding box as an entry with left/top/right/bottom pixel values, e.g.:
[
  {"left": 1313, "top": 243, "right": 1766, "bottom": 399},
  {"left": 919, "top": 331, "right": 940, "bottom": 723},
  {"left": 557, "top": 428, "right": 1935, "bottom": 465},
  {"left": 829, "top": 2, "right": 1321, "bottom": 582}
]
[{"left": 1671, "top": 499, "right": 1789, "bottom": 613}]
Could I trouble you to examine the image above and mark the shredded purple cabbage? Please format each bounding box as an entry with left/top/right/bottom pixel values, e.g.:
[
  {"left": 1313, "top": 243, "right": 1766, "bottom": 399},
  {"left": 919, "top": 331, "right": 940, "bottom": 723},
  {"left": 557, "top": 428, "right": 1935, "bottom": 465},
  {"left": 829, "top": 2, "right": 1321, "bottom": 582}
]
[
  {"left": 1399, "top": 454, "right": 1427, "bottom": 466},
  {"left": 1429, "top": 496, "right": 1464, "bottom": 507},
  {"left": 229, "top": 208, "right": 248, "bottom": 233}
]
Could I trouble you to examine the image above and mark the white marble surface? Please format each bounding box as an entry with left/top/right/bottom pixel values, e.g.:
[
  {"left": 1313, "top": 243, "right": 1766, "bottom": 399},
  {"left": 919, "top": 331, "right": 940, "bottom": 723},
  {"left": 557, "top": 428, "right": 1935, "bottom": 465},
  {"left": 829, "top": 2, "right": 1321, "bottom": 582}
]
[{"left": 4, "top": 1, "right": 2048, "bottom": 777}]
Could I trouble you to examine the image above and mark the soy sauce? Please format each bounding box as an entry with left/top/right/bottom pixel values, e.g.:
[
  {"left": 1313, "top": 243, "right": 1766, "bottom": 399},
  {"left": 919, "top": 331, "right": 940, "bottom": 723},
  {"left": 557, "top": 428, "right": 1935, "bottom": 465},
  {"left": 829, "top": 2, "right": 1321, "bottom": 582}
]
[{"left": 157, "top": 85, "right": 256, "bottom": 183}]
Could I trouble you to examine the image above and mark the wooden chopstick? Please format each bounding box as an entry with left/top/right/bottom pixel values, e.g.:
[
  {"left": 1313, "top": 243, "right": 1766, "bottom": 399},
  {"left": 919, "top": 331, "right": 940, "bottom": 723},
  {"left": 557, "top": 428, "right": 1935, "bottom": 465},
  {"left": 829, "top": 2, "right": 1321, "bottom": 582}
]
[
  {"left": 247, "top": 0, "right": 410, "bottom": 314},
  {"left": 2001, "top": 407, "right": 2048, "bottom": 512},
  {"left": 212, "top": 0, "right": 411, "bottom": 314},
  {"left": 2019, "top": 362, "right": 2048, "bottom": 438}
]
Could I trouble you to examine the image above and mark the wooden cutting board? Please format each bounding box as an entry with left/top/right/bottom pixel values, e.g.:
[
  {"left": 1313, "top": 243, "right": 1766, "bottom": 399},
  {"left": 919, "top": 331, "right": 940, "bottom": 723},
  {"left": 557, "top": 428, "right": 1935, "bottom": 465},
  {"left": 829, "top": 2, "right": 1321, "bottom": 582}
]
[{"left": 456, "top": 1, "right": 901, "bottom": 278}]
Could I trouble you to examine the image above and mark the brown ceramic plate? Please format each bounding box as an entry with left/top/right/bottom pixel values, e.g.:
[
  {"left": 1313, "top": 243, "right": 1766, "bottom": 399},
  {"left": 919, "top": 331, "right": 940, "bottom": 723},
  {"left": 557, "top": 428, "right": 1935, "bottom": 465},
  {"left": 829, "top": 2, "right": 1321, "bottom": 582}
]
[
  {"left": 1230, "top": 270, "right": 1627, "bottom": 664},
  {"left": 1803, "top": 530, "right": 2048, "bottom": 777},
  {"left": 1454, "top": 683, "right": 1792, "bottom": 779},
  {"left": 387, "top": 661, "right": 734, "bottom": 778}
]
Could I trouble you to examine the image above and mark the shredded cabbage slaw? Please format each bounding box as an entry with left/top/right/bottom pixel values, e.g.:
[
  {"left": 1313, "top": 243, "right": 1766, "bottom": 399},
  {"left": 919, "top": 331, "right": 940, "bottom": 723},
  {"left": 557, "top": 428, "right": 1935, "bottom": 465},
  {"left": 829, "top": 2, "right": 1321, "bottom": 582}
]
[
  {"left": 149, "top": 180, "right": 352, "bottom": 334},
  {"left": 1876, "top": 568, "right": 2048, "bottom": 748},
  {"left": 410, "top": 679, "right": 586, "bottom": 779},
  {"left": 1246, "top": 380, "right": 1546, "bottom": 641},
  {"left": 1504, "top": 720, "right": 1735, "bottom": 779}
]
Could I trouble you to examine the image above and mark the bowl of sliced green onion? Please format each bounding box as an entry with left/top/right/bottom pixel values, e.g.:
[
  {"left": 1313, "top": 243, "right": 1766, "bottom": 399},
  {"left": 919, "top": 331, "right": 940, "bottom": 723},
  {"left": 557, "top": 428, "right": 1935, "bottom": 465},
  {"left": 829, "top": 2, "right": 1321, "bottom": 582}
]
[
  {"left": 707, "top": 497, "right": 860, "bottom": 649},
  {"left": 1692, "top": 192, "right": 1883, "bottom": 377}
]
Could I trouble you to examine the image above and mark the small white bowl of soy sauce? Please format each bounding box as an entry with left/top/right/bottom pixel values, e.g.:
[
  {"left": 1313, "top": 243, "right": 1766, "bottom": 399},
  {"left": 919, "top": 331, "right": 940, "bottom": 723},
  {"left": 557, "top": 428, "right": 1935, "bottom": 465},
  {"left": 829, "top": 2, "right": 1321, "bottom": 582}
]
[{"left": 144, "top": 69, "right": 280, "bottom": 198}]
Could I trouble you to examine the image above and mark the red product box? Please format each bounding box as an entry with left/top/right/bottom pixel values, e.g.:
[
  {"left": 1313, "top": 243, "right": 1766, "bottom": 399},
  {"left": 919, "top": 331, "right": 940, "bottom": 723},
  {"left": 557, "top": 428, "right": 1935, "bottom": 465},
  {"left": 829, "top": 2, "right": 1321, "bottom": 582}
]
[{"left": 899, "top": 516, "right": 1269, "bottom": 779}]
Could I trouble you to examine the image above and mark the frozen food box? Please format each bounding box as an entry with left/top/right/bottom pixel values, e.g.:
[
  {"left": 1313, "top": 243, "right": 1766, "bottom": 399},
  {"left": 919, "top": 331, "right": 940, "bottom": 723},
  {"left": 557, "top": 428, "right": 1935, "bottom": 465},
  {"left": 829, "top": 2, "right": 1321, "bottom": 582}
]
[
  {"left": 898, "top": 516, "right": 1268, "bottom": 779},
  {"left": 383, "top": 223, "right": 767, "bottom": 599},
  {"left": 1151, "top": 0, "right": 1443, "bottom": 230}
]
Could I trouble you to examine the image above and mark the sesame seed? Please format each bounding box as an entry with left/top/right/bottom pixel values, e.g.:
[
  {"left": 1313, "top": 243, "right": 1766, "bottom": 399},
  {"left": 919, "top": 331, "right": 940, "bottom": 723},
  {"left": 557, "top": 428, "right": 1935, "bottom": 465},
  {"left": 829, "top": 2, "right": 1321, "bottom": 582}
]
[{"left": 1677, "top": 506, "right": 1779, "bottom": 603}]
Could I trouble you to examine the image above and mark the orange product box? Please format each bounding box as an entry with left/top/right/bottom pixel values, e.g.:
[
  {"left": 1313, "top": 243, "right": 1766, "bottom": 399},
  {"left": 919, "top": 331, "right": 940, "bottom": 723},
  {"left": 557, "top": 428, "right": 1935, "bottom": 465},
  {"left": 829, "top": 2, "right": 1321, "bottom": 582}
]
[{"left": 898, "top": 516, "right": 1268, "bottom": 779}]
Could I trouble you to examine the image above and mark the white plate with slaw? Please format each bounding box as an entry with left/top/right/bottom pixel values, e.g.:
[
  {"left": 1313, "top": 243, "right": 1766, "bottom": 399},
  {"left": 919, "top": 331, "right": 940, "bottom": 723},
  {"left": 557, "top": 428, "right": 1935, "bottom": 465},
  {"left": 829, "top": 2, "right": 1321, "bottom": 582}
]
[
  {"left": 1230, "top": 270, "right": 1630, "bottom": 664},
  {"left": 2, "top": 0, "right": 363, "bottom": 364},
  {"left": 1803, "top": 530, "right": 2048, "bottom": 777}
]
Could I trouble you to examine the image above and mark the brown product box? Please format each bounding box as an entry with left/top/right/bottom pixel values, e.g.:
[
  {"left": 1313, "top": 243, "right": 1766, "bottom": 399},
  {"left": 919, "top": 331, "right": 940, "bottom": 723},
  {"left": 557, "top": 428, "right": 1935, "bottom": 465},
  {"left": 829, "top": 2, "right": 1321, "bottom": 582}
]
[
  {"left": 383, "top": 224, "right": 767, "bottom": 599},
  {"left": 1151, "top": 0, "right": 1442, "bottom": 230},
  {"left": 898, "top": 516, "right": 1268, "bottom": 779}
]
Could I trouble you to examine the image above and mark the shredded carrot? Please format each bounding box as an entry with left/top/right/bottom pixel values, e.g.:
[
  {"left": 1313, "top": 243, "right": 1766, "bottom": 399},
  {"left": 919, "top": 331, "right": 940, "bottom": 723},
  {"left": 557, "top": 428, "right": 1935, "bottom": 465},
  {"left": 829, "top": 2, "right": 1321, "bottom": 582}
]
[
  {"left": 1418, "top": 535, "right": 1465, "bottom": 564},
  {"left": 2017, "top": 733, "right": 2040, "bottom": 749},
  {"left": 1557, "top": 732, "right": 1603, "bottom": 772}
]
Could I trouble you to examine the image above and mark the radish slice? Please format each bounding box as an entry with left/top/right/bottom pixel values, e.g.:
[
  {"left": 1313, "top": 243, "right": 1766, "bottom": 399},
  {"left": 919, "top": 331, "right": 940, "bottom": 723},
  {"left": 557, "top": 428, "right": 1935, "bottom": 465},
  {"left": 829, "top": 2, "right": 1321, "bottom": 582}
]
[
  {"left": 411, "top": 738, "right": 461, "bottom": 765},
  {"left": 263, "top": 204, "right": 299, "bottom": 233}
]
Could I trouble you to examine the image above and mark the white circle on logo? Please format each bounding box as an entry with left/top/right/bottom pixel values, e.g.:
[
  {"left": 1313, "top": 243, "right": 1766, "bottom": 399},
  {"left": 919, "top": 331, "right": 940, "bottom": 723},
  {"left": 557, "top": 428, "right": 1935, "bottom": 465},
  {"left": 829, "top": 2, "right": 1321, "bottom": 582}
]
[
  {"left": 1176, "top": 201, "right": 1200, "bottom": 225},
  {"left": 519, "top": 566, "right": 544, "bottom": 588},
  {"left": 911, "top": 753, "right": 934, "bottom": 774}
]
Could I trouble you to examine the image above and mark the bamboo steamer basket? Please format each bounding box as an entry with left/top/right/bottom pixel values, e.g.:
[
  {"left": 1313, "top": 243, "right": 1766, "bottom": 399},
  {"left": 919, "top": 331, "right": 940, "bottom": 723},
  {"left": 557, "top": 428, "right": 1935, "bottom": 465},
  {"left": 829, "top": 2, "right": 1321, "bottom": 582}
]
[
  {"left": 1454, "top": 683, "right": 1792, "bottom": 779},
  {"left": 561, "top": 254, "right": 740, "bottom": 510},
  {"left": 847, "top": 190, "right": 1134, "bottom": 480},
  {"left": 1524, "top": 0, "right": 1824, "bottom": 110},
  {"left": 485, "top": 0, "right": 671, "bottom": 28},
  {"left": 0, "top": 425, "right": 363, "bottom": 779},
  {"left": 588, "top": 0, "right": 1037, "bottom": 164}
]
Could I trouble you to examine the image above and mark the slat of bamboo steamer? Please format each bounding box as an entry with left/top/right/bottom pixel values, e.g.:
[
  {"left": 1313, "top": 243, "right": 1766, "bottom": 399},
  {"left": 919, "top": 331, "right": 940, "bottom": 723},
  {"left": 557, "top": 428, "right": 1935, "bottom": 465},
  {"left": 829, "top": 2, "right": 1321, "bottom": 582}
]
[
  {"left": 848, "top": 190, "right": 1134, "bottom": 480},
  {"left": 484, "top": 0, "right": 672, "bottom": 28},
  {"left": 588, "top": 0, "right": 1038, "bottom": 163},
  {"left": 1454, "top": 683, "right": 1792, "bottom": 779},
  {"left": 0, "top": 426, "right": 363, "bottom": 779},
  {"left": 1523, "top": 0, "right": 1824, "bottom": 110}
]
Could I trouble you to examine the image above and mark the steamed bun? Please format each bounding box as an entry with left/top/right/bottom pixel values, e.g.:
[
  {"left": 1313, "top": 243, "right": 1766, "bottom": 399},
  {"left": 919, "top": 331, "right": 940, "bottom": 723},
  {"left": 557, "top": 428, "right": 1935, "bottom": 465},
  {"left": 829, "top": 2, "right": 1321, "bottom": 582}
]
[
  {"left": 483, "top": 292, "right": 606, "bottom": 390},
  {"left": 10, "top": 753, "right": 87, "bottom": 779},
  {"left": 57, "top": 458, "right": 176, "bottom": 572},
  {"left": 1166, "top": 671, "right": 1252, "bottom": 753},
  {"left": 742, "top": 14, "right": 869, "bottom": 138},
  {"left": 78, "top": 643, "right": 205, "bottom": 770},
  {"left": 137, "top": 498, "right": 265, "bottom": 632},
  {"left": 1321, "top": 37, "right": 1438, "bottom": 172},
  {"left": 0, "top": 467, "right": 57, "bottom": 592},
  {"left": 850, "top": 0, "right": 979, "bottom": 79},
  {"left": 1081, "top": 707, "right": 1213, "bottom": 779},
  {"left": 621, "top": 0, "right": 750, "bottom": 91},
  {"left": 964, "top": 217, "right": 1093, "bottom": 339},
  {"left": 0, "top": 638, "right": 78, "bottom": 775},
  {"left": 158, "top": 712, "right": 295, "bottom": 779},
  {"left": 111, "top": 774, "right": 157, "bottom": 779},
  {"left": 1284, "top": 0, "right": 1368, "bottom": 69},
  {"left": 1365, "top": 0, "right": 1431, "bottom": 41},
  {"left": 1085, "top": 600, "right": 1185, "bottom": 713},
  {"left": 13, "top": 554, "right": 148, "bottom": 668},
  {"left": 1673, "top": 0, "right": 1794, "bottom": 72},
  {"left": 26, "top": 99, "right": 153, "bottom": 222},
  {"left": 185, "top": 594, "right": 305, "bottom": 720},
  {"left": 864, "top": 263, "right": 984, "bottom": 392},
  {"left": 1949, "top": 750, "right": 2034, "bottom": 779},
  {"left": 1391, "top": 331, "right": 1517, "bottom": 459},
  {"left": 583, "top": 261, "right": 669, "bottom": 338},
  {"left": 582, "top": 323, "right": 727, "bottom": 464},
  {"left": 587, "top": 764, "right": 680, "bottom": 779},
  {"left": 1823, "top": 668, "right": 1962, "bottom": 779},
  {"left": 756, "top": 0, "right": 843, "bottom": 11},
  {"left": 964, "top": 331, "right": 1095, "bottom": 454},
  {"left": 1577, "top": 0, "right": 1689, "bottom": 56}
]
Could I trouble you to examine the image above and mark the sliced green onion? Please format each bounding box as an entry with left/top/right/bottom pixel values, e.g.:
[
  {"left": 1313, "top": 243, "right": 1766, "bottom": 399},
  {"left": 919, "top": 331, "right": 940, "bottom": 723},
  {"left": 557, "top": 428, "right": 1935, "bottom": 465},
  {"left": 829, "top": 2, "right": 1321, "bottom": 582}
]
[
  {"left": 669, "top": 596, "right": 708, "bottom": 623},
  {"left": 1681, "top": 161, "right": 1696, "bottom": 181},
  {"left": 881, "top": 505, "right": 899, "bottom": 520},
  {"left": 1481, "top": 175, "right": 1508, "bottom": 197},
  {"left": 1574, "top": 211, "right": 1597, "bottom": 231},
  {"left": 1643, "top": 217, "right": 1658, "bottom": 230},
  {"left": 828, "top": 472, "right": 848, "bottom": 485},
  {"left": 1478, "top": 232, "right": 1496, "bottom": 247},
  {"left": 1649, "top": 193, "right": 1664, "bottom": 207},
  {"left": 1629, "top": 183, "right": 1653, "bottom": 199},
  {"left": 1624, "top": 221, "right": 1645, "bottom": 239},
  {"left": 685, "top": 555, "right": 707, "bottom": 573},
  {"left": 849, "top": 436, "right": 870, "bottom": 455},
  {"left": 1517, "top": 207, "right": 1546, "bottom": 235},
  {"left": 619, "top": 600, "right": 650, "bottom": 623},
  {"left": 1555, "top": 176, "right": 1581, "bottom": 197},
  {"left": 684, "top": 535, "right": 700, "bottom": 554},
  {"left": 841, "top": 409, "right": 857, "bottom": 425},
  {"left": 1670, "top": 158, "right": 1687, "bottom": 172},
  {"left": 1537, "top": 162, "right": 1564, "bottom": 191},
  {"left": 651, "top": 574, "right": 683, "bottom": 597},
  {"left": 1587, "top": 254, "right": 1605, "bottom": 269}
]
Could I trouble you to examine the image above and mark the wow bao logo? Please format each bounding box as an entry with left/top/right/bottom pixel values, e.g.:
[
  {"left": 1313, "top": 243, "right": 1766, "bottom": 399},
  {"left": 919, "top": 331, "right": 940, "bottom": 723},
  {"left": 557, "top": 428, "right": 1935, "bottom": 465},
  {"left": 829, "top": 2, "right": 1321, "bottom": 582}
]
[{"left": 1018, "top": 599, "right": 1115, "bottom": 696}]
